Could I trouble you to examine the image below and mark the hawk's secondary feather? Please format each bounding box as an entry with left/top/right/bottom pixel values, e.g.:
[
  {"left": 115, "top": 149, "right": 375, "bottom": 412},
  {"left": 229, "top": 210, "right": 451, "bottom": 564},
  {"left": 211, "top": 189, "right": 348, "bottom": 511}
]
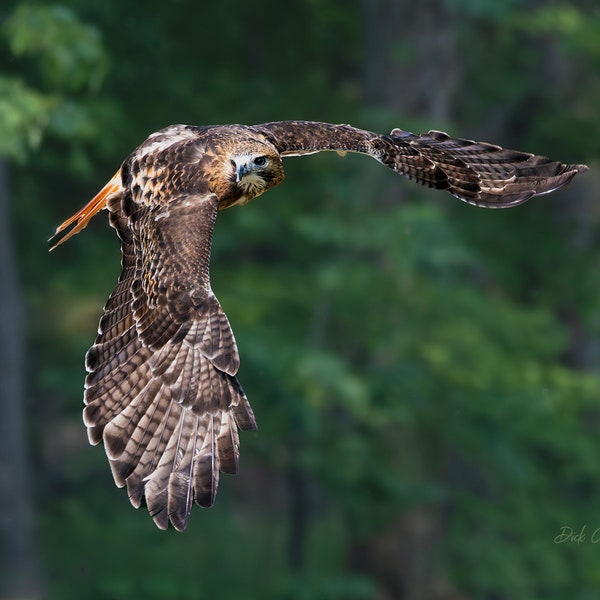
[{"left": 50, "top": 121, "right": 587, "bottom": 530}]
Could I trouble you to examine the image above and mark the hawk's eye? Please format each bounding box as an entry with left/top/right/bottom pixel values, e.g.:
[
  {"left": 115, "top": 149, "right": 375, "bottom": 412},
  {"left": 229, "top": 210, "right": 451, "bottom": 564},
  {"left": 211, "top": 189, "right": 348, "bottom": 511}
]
[{"left": 252, "top": 156, "right": 268, "bottom": 167}]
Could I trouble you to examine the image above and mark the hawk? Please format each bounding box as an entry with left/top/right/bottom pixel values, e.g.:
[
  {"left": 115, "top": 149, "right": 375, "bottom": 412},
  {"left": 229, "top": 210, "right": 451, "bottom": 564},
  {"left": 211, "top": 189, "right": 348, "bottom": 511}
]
[{"left": 50, "top": 121, "right": 587, "bottom": 530}]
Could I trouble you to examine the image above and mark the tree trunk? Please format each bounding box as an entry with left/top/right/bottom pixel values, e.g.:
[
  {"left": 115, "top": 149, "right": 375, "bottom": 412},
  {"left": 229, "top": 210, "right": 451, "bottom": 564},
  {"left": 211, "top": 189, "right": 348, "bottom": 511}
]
[
  {"left": 361, "top": 0, "right": 460, "bottom": 124},
  {"left": 0, "top": 159, "right": 43, "bottom": 599},
  {"left": 351, "top": 3, "right": 463, "bottom": 598}
]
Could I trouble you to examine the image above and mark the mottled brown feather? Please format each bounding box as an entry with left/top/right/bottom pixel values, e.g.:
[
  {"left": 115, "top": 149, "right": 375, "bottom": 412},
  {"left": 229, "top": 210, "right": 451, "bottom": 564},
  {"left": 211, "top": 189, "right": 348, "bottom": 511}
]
[{"left": 256, "top": 121, "right": 587, "bottom": 206}]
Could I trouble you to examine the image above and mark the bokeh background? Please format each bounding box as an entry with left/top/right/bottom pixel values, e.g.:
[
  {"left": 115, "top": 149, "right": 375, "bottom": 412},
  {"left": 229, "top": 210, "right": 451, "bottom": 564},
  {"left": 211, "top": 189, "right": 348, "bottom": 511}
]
[{"left": 2, "top": 1, "right": 600, "bottom": 598}]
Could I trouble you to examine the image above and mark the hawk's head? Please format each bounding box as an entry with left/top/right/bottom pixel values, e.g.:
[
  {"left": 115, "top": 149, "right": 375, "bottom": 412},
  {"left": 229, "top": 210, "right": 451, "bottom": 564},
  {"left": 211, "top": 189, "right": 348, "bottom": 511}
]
[{"left": 218, "top": 141, "right": 284, "bottom": 209}]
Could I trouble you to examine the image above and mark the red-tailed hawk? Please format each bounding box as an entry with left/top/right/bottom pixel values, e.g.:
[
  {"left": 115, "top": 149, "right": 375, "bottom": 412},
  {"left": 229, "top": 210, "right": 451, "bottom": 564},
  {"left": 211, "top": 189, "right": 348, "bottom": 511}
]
[{"left": 50, "top": 121, "right": 587, "bottom": 530}]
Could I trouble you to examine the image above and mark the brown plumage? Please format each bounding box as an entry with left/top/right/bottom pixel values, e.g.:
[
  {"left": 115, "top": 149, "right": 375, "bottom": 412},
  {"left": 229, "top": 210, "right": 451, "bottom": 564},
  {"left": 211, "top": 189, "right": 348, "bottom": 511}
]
[{"left": 50, "top": 121, "right": 587, "bottom": 530}]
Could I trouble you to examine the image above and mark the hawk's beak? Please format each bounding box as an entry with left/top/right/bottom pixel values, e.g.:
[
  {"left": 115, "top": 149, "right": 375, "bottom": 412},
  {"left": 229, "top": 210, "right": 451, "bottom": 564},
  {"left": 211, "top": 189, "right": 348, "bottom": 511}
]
[
  {"left": 48, "top": 170, "right": 122, "bottom": 251},
  {"left": 236, "top": 163, "right": 248, "bottom": 183}
]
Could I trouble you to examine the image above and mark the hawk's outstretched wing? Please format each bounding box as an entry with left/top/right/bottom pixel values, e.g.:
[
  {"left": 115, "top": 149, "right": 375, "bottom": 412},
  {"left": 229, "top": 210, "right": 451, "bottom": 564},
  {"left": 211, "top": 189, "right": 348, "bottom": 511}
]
[
  {"left": 83, "top": 188, "right": 256, "bottom": 531},
  {"left": 257, "top": 121, "right": 587, "bottom": 207}
]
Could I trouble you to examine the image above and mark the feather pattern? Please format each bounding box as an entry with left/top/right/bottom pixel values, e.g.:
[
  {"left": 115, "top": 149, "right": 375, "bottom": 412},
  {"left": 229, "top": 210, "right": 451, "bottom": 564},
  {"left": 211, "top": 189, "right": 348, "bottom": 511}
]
[
  {"left": 257, "top": 121, "right": 586, "bottom": 206},
  {"left": 82, "top": 135, "right": 261, "bottom": 530}
]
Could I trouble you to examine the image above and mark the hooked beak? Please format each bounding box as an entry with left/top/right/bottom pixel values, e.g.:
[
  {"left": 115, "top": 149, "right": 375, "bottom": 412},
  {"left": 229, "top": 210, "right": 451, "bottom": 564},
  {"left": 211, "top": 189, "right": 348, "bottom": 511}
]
[{"left": 235, "top": 162, "right": 248, "bottom": 183}]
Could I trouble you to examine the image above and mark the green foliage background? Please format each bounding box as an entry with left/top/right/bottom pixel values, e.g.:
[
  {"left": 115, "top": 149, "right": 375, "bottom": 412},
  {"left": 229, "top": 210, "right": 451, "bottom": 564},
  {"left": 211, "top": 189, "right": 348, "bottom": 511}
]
[{"left": 1, "top": 1, "right": 600, "bottom": 598}]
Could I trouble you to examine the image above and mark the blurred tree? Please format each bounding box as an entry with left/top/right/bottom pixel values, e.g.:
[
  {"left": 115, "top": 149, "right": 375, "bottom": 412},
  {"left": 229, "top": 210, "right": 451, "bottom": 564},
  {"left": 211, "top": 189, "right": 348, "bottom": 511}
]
[
  {"left": 3, "top": 1, "right": 599, "bottom": 599},
  {"left": 0, "top": 156, "right": 38, "bottom": 599},
  {"left": 0, "top": 4, "right": 108, "bottom": 598}
]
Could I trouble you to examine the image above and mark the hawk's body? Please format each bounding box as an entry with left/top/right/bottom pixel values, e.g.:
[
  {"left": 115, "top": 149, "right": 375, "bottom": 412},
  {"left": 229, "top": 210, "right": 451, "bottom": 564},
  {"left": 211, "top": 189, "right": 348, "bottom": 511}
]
[{"left": 51, "top": 121, "right": 587, "bottom": 530}]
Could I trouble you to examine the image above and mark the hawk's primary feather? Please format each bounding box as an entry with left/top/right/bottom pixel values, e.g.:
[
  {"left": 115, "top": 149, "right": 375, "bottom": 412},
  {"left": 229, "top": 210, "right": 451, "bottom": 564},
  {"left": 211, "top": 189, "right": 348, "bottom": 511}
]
[{"left": 50, "top": 121, "right": 587, "bottom": 530}]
